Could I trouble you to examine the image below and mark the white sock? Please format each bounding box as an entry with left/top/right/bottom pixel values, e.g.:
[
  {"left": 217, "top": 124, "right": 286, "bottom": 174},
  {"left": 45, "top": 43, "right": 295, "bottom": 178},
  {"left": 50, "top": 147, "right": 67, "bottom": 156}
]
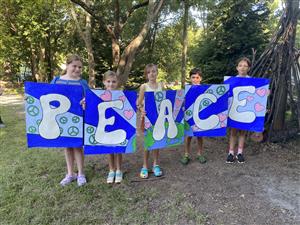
[
  {"left": 237, "top": 148, "right": 243, "bottom": 154},
  {"left": 229, "top": 150, "right": 234, "bottom": 155}
]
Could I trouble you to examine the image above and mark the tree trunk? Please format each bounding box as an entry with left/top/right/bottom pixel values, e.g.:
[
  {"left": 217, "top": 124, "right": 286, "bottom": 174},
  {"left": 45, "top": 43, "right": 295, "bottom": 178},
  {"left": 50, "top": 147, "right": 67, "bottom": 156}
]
[
  {"left": 116, "top": 0, "right": 164, "bottom": 86},
  {"left": 181, "top": 0, "right": 189, "bottom": 89},
  {"left": 37, "top": 47, "right": 46, "bottom": 82},
  {"left": 85, "top": 10, "right": 96, "bottom": 88},
  {"left": 70, "top": 0, "right": 164, "bottom": 86},
  {"left": 70, "top": 1, "right": 96, "bottom": 87},
  {"left": 30, "top": 47, "right": 38, "bottom": 82},
  {"left": 112, "top": 37, "right": 120, "bottom": 70}
]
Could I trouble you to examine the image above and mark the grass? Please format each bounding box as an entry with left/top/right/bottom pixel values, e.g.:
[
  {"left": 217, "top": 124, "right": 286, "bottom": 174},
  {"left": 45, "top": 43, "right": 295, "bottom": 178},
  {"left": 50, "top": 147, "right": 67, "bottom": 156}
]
[{"left": 0, "top": 95, "right": 206, "bottom": 225}]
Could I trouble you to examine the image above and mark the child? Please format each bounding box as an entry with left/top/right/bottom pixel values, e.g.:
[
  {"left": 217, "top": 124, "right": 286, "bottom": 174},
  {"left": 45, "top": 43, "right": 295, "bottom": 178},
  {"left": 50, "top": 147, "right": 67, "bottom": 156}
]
[
  {"left": 180, "top": 68, "right": 206, "bottom": 165},
  {"left": 226, "top": 57, "right": 251, "bottom": 163},
  {"left": 103, "top": 71, "right": 124, "bottom": 184},
  {"left": 51, "top": 54, "right": 89, "bottom": 186},
  {"left": 137, "top": 64, "right": 163, "bottom": 179}
]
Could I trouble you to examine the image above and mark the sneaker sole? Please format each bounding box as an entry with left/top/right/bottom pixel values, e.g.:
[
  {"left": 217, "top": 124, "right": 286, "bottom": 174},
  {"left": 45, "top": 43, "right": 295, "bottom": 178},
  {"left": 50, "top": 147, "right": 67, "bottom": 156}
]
[{"left": 225, "top": 161, "right": 234, "bottom": 164}]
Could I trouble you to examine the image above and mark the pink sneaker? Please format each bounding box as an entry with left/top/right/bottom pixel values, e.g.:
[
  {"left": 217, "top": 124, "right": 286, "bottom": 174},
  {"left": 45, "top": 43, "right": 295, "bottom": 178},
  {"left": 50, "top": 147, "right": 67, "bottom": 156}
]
[{"left": 60, "top": 175, "right": 77, "bottom": 186}]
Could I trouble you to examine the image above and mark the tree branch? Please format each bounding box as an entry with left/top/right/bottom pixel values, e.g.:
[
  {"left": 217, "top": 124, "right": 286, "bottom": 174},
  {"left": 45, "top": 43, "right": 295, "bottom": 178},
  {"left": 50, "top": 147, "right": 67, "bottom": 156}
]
[
  {"left": 70, "top": 0, "right": 115, "bottom": 37},
  {"left": 120, "top": 0, "right": 149, "bottom": 29}
]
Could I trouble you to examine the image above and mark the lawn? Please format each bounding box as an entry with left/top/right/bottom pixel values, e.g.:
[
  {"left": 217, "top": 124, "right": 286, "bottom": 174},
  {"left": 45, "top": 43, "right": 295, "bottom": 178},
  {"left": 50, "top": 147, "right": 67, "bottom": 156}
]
[{"left": 0, "top": 95, "right": 206, "bottom": 225}]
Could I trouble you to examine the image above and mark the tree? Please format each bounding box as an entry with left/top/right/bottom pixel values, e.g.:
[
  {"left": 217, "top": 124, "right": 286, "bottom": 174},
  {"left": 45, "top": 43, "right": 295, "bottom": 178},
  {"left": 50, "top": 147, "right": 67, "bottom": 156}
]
[
  {"left": 250, "top": 0, "right": 300, "bottom": 141},
  {"left": 181, "top": 0, "right": 189, "bottom": 88},
  {"left": 70, "top": 0, "right": 164, "bottom": 86},
  {"left": 70, "top": 1, "right": 96, "bottom": 87},
  {"left": 191, "top": 0, "right": 271, "bottom": 83},
  {"left": 0, "top": 0, "right": 73, "bottom": 82}
]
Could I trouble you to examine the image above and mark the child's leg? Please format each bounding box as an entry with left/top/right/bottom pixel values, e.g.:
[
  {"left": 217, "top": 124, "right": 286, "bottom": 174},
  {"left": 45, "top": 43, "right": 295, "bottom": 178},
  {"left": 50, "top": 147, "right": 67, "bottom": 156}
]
[
  {"left": 64, "top": 147, "right": 75, "bottom": 176},
  {"left": 184, "top": 136, "right": 192, "bottom": 156},
  {"left": 152, "top": 150, "right": 159, "bottom": 166},
  {"left": 196, "top": 137, "right": 204, "bottom": 156},
  {"left": 115, "top": 154, "right": 122, "bottom": 171},
  {"left": 108, "top": 154, "right": 115, "bottom": 171},
  {"left": 229, "top": 128, "right": 237, "bottom": 154},
  {"left": 73, "top": 147, "right": 84, "bottom": 176},
  {"left": 196, "top": 137, "right": 206, "bottom": 163},
  {"left": 237, "top": 130, "right": 247, "bottom": 154},
  {"left": 140, "top": 150, "right": 149, "bottom": 178},
  {"left": 115, "top": 154, "right": 123, "bottom": 183},
  {"left": 143, "top": 150, "right": 149, "bottom": 169}
]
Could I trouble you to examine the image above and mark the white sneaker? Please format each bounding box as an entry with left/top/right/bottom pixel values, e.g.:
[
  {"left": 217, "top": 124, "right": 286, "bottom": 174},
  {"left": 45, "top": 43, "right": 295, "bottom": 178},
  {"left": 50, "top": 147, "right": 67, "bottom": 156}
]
[
  {"left": 106, "top": 171, "right": 115, "bottom": 184},
  {"left": 77, "top": 175, "right": 87, "bottom": 187},
  {"left": 115, "top": 170, "right": 123, "bottom": 183}
]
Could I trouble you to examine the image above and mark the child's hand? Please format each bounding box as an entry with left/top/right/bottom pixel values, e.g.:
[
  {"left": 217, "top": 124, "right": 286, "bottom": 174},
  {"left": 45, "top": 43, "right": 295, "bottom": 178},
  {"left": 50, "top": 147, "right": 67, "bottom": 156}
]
[
  {"left": 141, "top": 109, "right": 146, "bottom": 117},
  {"left": 80, "top": 98, "right": 86, "bottom": 110}
]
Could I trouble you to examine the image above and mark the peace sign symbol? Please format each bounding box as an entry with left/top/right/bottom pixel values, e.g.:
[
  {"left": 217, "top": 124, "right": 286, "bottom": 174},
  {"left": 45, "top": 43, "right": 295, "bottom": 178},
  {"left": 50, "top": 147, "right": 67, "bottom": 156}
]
[
  {"left": 185, "top": 110, "right": 192, "bottom": 116},
  {"left": 202, "top": 99, "right": 210, "bottom": 107},
  {"left": 59, "top": 116, "right": 68, "bottom": 124},
  {"left": 86, "top": 126, "right": 94, "bottom": 134},
  {"left": 89, "top": 134, "right": 98, "bottom": 144},
  {"left": 216, "top": 85, "right": 226, "bottom": 95},
  {"left": 206, "top": 89, "right": 214, "bottom": 94},
  {"left": 155, "top": 92, "right": 164, "bottom": 102},
  {"left": 120, "top": 140, "right": 127, "bottom": 145},
  {"left": 36, "top": 119, "right": 41, "bottom": 125},
  {"left": 72, "top": 116, "right": 80, "bottom": 123},
  {"left": 27, "top": 105, "right": 39, "bottom": 116},
  {"left": 27, "top": 96, "right": 34, "bottom": 104},
  {"left": 28, "top": 126, "right": 36, "bottom": 133},
  {"left": 68, "top": 126, "right": 79, "bottom": 136}
]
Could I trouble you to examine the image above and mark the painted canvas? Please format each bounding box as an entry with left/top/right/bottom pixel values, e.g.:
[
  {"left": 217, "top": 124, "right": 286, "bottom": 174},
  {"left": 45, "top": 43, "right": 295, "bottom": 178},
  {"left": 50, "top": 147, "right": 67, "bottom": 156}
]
[{"left": 84, "top": 89, "right": 137, "bottom": 154}]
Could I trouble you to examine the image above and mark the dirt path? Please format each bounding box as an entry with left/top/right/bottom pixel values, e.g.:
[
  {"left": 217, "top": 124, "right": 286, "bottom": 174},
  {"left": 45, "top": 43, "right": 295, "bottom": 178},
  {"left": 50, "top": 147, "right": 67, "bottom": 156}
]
[
  {"left": 1, "top": 94, "right": 299, "bottom": 225},
  {"left": 120, "top": 134, "right": 299, "bottom": 225}
]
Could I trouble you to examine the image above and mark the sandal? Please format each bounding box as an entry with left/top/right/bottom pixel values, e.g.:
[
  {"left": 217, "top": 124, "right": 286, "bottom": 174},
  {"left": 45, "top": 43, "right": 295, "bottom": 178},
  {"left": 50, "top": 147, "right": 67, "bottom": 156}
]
[
  {"left": 152, "top": 165, "right": 162, "bottom": 177},
  {"left": 140, "top": 167, "right": 148, "bottom": 179}
]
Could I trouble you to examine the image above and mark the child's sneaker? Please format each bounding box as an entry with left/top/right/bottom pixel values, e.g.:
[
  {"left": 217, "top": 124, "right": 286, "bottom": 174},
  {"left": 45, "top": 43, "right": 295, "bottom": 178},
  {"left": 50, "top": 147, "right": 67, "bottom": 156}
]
[
  {"left": 196, "top": 155, "right": 207, "bottom": 164},
  {"left": 77, "top": 175, "right": 87, "bottom": 187},
  {"left": 140, "top": 167, "right": 148, "bottom": 179},
  {"left": 115, "top": 170, "right": 123, "bottom": 183},
  {"left": 226, "top": 153, "right": 235, "bottom": 163},
  {"left": 152, "top": 165, "right": 162, "bottom": 177},
  {"left": 107, "top": 171, "right": 115, "bottom": 184},
  {"left": 180, "top": 154, "right": 190, "bottom": 165},
  {"left": 236, "top": 153, "right": 245, "bottom": 163},
  {"left": 60, "top": 174, "right": 77, "bottom": 186}
]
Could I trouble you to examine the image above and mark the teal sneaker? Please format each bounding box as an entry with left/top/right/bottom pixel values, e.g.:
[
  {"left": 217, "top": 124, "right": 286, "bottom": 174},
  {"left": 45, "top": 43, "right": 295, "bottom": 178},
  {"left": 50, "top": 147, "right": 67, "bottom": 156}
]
[
  {"left": 152, "top": 165, "right": 162, "bottom": 177},
  {"left": 140, "top": 167, "right": 148, "bottom": 179}
]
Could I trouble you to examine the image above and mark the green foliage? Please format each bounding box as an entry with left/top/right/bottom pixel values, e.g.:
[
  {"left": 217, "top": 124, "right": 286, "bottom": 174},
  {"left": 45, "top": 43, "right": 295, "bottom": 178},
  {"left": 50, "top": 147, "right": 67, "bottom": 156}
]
[
  {"left": 191, "top": 0, "right": 272, "bottom": 83},
  {"left": 0, "top": 0, "right": 282, "bottom": 86}
]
